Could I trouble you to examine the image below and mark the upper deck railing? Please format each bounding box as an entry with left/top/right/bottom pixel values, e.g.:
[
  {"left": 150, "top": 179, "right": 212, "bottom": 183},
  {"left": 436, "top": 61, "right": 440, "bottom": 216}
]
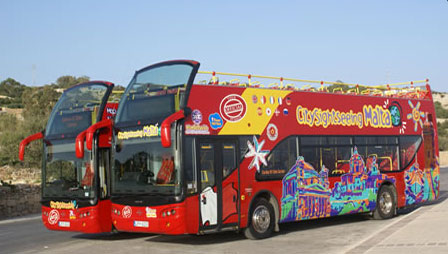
[{"left": 195, "top": 71, "right": 430, "bottom": 100}]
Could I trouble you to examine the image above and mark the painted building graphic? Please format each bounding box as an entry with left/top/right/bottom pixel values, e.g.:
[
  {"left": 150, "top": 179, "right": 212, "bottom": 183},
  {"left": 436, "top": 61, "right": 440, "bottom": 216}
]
[
  {"left": 404, "top": 118, "right": 440, "bottom": 205},
  {"left": 281, "top": 157, "right": 331, "bottom": 222},
  {"left": 281, "top": 148, "right": 395, "bottom": 222}
]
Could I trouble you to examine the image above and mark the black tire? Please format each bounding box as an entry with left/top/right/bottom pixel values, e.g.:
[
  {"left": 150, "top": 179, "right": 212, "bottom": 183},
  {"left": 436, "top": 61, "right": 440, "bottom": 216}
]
[
  {"left": 373, "top": 185, "right": 396, "bottom": 220},
  {"left": 244, "top": 198, "right": 275, "bottom": 240}
]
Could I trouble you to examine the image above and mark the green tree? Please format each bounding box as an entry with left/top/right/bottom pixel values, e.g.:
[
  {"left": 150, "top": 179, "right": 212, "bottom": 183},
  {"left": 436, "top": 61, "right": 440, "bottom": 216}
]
[
  {"left": 54, "top": 75, "right": 90, "bottom": 89},
  {"left": 434, "top": 101, "right": 448, "bottom": 119},
  {"left": 0, "top": 78, "right": 26, "bottom": 108},
  {"left": 0, "top": 114, "right": 24, "bottom": 165},
  {"left": 16, "top": 86, "right": 61, "bottom": 167},
  {"left": 0, "top": 78, "right": 26, "bottom": 97},
  {"left": 0, "top": 75, "right": 90, "bottom": 168}
]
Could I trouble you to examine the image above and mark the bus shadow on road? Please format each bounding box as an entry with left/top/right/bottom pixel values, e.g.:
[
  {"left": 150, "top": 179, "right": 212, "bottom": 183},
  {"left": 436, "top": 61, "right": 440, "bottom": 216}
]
[
  {"left": 277, "top": 213, "right": 372, "bottom": 236},
  {"left": 72, "top": 230, "right": 245, "bottom": 244},
  {"left": 145, "top": 231, "right": 245, "bottom": 245}
]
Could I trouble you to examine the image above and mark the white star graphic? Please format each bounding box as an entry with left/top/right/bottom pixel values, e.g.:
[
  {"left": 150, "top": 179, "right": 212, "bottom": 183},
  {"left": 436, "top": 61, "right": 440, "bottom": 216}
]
[{"left": 245, "top": 136, "right": 269, "bottom": 172}]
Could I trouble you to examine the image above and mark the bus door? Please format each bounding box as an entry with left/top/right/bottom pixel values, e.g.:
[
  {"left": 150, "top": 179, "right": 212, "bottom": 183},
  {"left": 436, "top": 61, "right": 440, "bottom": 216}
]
[{"left": 197, "top": 139, "right": 239, "bottom": 231}]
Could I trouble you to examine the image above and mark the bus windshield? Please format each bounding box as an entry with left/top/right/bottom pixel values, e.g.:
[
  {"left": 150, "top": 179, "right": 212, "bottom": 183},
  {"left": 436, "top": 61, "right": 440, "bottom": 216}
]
[
  {"left": 43, "top": 139, "right": 95, "bottom": 199},
  {"left": 45, "top": 83, "right": 109, "bottom": 137},
  {"left": 111, "top": 126, "right": 181, "bottom": 195},
  {"left": 111, "top": 62, "right": 195, "bottom": 197},
  {"left": 114, "top": 63, "right": 194, "bottom": 125}
]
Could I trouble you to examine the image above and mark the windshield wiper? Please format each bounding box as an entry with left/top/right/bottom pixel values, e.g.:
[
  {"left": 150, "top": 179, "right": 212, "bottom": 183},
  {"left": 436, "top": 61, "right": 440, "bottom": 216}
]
[{"left": 69, "top": 187, "right": 81, "bottom": 191}]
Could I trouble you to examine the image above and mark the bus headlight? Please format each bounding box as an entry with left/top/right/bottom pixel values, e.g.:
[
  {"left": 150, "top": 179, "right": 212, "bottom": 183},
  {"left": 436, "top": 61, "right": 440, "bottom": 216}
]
[{"left": 162, "top": 209, "right": 177, "bottom": 217}]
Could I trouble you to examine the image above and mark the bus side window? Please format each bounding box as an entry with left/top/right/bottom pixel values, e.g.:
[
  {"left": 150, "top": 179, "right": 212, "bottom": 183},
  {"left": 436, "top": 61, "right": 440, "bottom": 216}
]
[
  {"left": 321, "top": 147, "right": 335, "bottom": 173},
  {"left": 301, "top": 147, "right": 320, "bottom": 171},
  {"left": 185, "top": 137, "right": 197, "bottom": 194},
  {"left": 357, "top": 146, "right": 368, "bottom": 166},
  {"left": 300, "top": 147, "right": 321, "bottom": 171},
  {"left": 333, "top": 146, "right": 351, "bottom": 175},
  {"left": 258, "top": 136, "right": 297, "bottom": 180},
  {"left": 200, "top": 144, "right": 215, "bottom": 190},
  {"left": 400, "top": 136, "right": 422, "bottom": 170},
  {"left": 222, "top": 143, "right": 236, "bottom": 178},
  {"left": 367, "top": 145, "right": 399, "bottom": 172}
]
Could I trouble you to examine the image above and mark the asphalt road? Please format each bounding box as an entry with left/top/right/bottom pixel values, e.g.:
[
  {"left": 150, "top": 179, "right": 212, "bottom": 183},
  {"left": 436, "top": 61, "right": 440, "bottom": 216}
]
[{"left": 1, "top": 168, "right": 447, "bottom": 254}]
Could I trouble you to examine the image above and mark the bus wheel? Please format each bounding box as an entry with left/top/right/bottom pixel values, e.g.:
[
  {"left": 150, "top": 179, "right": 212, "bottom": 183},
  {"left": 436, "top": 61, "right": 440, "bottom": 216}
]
[
  {"left": 244, "top": 198, "right": 275, "bottom": 239},
  {"left": 373, "top": 185, "right": 396, "bottom": 220}
]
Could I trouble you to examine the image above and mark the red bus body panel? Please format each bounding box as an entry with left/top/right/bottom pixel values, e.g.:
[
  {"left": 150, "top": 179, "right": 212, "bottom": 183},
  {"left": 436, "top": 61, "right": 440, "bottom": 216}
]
[
  {"left": 41, "top": 200, "right": 112, "bottom": 233},
  {"left": 111, "top": 196, "right": 199, "bottom": 235}
]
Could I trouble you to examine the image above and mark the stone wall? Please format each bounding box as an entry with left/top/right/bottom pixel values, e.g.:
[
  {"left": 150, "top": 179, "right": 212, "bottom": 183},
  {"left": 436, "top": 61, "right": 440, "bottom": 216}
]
[
  {"left": 0, "top": 184, "right": 41, "bottom": 219},
  {"left": 440, "top": 151, "right": 448, "bottom": 167}
]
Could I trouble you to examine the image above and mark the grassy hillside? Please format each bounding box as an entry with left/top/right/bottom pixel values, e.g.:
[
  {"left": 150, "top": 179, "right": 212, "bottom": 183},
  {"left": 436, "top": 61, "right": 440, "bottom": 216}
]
[
  {"left": 433, "top": 93, "right": 448, "bottom": 151},
  {"left": 0, "top": 76, "right": 90, "bottom": 168}
]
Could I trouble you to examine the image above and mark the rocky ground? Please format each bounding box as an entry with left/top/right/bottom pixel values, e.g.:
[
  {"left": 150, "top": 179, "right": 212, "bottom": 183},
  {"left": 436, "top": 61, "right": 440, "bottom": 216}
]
[{"left": 0, "top": 165, "right": 40, "bottom": 185}]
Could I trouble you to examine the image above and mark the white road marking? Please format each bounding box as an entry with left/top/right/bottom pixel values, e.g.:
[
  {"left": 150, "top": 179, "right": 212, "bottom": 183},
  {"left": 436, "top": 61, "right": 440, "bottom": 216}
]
[
  {"left": 343, "top": 192, "right": 448, "bottom": 254},
  {"left": 0, "top": 215, "right": 41, "bottom": 225}
]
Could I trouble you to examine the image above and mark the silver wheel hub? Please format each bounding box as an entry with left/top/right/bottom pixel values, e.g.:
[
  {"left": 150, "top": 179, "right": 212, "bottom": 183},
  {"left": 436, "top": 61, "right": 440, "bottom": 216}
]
[
  {"left": 252, "top": 205, "right": 270, "bottom": 233},
  {"left": 379, "top": 191, "right": 392, "bottom": 215}
]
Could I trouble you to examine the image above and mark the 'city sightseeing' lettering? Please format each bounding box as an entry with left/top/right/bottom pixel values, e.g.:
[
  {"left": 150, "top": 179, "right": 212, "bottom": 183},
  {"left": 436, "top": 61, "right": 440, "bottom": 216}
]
[
  {"left": 296, "top": 104, "right": 392, "bottom": 129},
  {"left": 50, "top": 201, "right": 76, "bottom": 210},
  {"left": 363, "top": 105, "right": 392, "bottom": 128},
  {"left": 117, "top": 124, "right": 160, "bottom": 140}
]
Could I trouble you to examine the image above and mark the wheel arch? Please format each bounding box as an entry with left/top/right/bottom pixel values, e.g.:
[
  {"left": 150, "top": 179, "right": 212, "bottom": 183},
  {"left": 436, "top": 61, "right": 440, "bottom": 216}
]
[
  {"left": 248, "top": 190, "right": 280, "bottom": 232},
  {"left": 378, "top": 180, "right": 398, "bottom": 215}
]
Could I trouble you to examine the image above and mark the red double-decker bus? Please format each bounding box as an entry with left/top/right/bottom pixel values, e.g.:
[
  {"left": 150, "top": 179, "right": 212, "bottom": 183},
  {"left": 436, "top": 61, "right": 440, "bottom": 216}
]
[
  {"left": 97, "top": 60, "right": 438, "bottom": 239},
  {"left": 20, "top": 81, "right": 118, "bottom": 233}
]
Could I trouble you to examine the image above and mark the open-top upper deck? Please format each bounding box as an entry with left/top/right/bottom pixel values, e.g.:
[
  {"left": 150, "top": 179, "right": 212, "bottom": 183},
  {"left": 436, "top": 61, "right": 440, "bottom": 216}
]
[{"left": 194, "top": 71, "right": 431, "bottom": 101}]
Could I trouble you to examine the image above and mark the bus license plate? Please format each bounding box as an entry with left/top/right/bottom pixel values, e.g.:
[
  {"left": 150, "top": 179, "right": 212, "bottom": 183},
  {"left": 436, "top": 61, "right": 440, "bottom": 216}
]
[
  {"left": 58, "top": 221, "right": 70, "bottom": 227},
  {"left": 133, "top": 220, "right": 149, "bottom": 228}
]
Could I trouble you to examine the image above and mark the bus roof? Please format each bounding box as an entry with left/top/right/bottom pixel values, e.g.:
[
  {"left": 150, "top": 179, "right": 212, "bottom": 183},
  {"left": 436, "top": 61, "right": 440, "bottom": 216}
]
[{"left": 195, "top": 71, "right": 431, "bottom": 100}]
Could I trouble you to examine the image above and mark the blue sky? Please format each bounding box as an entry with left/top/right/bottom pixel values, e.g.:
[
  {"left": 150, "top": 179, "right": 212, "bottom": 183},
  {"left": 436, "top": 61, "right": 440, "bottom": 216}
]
[{"left": 1, "top": 0, "right": 447, "bottom": 91}]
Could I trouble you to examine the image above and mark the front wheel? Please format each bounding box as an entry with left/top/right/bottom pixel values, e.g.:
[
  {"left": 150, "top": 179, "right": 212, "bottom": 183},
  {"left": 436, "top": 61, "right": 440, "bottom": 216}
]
[
  {"left": 373, "top": 185, "right": 396, "bottom": 219},
  {"left": 244, "top": 199, "right": 275, "bottom": 240}
]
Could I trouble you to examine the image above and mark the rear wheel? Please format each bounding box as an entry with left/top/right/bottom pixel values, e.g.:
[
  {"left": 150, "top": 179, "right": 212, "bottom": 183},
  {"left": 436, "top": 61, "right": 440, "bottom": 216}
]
[
  {"left": 244, "top": 198, "right": 275, "bottom": 239},
  {"left": 373, "top": 185, "right": 396, "bottom": 219}
]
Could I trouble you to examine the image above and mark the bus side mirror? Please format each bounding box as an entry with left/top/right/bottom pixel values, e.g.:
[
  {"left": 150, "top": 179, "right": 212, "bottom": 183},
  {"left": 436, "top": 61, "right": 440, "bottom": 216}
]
[
  {"left": 19, "top": 132, "right": 44, "bottom": 161},
  {"left": 85, "top": 119, "right": 113, "bottom": 151},
  {"left": 76, "top": 130, "right": 87, "bottom": 159},
  {"left": 161, "top": 110, "right": 186, "bottom": 148}
]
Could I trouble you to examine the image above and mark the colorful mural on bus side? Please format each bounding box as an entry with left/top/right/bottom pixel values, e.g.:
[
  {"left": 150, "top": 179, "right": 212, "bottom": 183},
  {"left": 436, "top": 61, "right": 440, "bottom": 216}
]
[
  {"left": 404, "top": 160, "right": 439, "bottom": 205},
  {"left": 404, "top": 119, "right": 440, "bottom": 205},
  {"left": 280, "top": 148, "right": 395, "bottom": 222}
]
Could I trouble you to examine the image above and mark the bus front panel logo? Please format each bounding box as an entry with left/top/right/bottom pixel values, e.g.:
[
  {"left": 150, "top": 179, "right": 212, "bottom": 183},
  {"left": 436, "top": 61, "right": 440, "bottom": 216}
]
[
  {"left": 122, "top": 206, "right": 132, "bottom": 218},
  {"left": 48, "top": 209, "right": 60, "bottom": 225},
  {"left": 219, "top": 94, "right": 247, "bottom": 123}
]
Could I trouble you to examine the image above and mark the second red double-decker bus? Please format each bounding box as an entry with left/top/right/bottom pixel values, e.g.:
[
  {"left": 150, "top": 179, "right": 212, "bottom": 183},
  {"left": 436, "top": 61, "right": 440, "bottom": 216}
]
[
  {"left": 20, "top": 81, "right": 118, "bottom": 233},
  {"left": 103, "top": 60, "right": 439, "bottom": 239}
]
